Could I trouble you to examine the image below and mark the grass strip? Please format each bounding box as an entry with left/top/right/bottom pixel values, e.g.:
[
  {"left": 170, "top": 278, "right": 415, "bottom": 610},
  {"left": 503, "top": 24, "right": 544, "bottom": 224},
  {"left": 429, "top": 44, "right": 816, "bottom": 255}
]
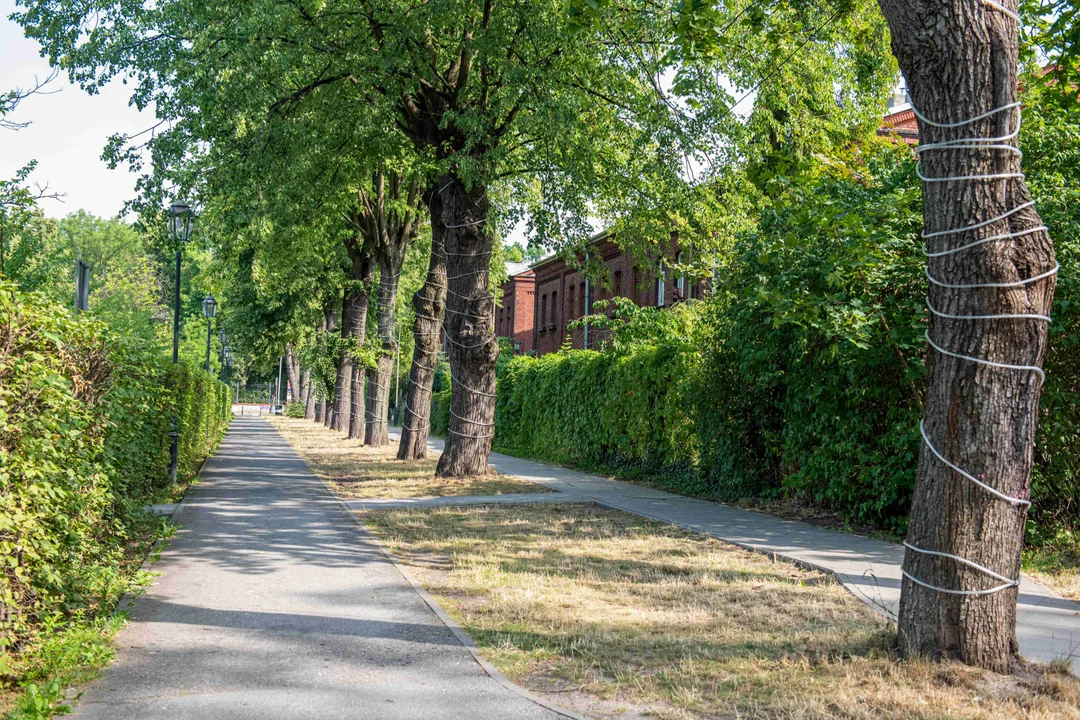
[{"left": 364, "top": 503, "right": 1080, "bottom": 720}]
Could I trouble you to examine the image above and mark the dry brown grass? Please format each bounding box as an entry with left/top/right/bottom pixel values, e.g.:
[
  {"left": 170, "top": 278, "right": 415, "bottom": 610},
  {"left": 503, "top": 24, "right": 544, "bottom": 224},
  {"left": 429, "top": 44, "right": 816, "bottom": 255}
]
[
  {"left": 268, "top": 416, "right": 550, "bottom": 499},
  {"left": 363, "top": 503, "right": 1080, "bottom": 720}
]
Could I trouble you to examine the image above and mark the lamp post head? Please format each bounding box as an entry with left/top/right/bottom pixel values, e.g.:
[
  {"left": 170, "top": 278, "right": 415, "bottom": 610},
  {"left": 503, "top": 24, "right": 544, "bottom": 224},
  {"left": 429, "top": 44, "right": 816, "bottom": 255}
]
[
  {"left": 202, "top": 293, "right": 217, "bottom": 319},
  {"left": 168, "top": 202, "right": 193, "bottom": 244},
  {"left": 219, "top": 329, "right": 228, "bottom": 345}
]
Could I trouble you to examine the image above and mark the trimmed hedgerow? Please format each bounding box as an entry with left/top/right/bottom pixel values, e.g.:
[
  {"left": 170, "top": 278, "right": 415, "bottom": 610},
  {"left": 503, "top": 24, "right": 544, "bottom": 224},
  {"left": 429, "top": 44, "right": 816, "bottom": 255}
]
[
  {"left": 0, "top": 283, "right": 230, "bottom": 688},
  {"left": 495, "top": 345, "right": 702, "bottom": 493}
]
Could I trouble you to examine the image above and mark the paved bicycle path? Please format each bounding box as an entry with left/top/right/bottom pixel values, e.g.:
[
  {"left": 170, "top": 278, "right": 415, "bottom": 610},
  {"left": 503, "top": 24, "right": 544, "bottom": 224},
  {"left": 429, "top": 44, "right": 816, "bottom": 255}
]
[
  {"left": 407, "top": 433, "right": 1080, "bottom": 672},
  {"left": 73, "top": 416, "right": 563, "bottom": 720}
]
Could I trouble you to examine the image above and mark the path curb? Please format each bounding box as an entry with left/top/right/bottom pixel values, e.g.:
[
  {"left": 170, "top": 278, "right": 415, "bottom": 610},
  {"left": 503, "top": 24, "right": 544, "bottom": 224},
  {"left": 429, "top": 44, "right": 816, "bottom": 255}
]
[{"left": 268, "top": 418, "right": 592, "bottom": 720}]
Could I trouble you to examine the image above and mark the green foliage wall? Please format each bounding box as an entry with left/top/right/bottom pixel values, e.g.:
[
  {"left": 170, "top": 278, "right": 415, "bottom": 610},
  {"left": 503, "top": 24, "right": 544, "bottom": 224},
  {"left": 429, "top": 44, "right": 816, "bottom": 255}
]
[
  {"left": 430, "top": 389, "right": 452, "bottom": 438},
  {"left": 493, "top": 133, "right": 1080, "bottom": 537},
  {"left": 0, "top": 283, "right": 231, "bottom": 665},
  {"left": 495, "top": 346, "right": 701, "bottom": 490}
]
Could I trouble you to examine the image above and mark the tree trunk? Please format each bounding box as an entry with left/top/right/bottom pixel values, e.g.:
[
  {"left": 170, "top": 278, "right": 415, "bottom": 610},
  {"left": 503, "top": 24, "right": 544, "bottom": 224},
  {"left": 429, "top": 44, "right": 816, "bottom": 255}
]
[
  {"left": 435, "top": 177, "right": 498, "bottom": 477},
  {"left": 348, "top": 362, "right": 366, "bottom": 440},
  {"left": 366, "top": 258, "right": 402, "bottom": 446},
  {"left": 317, "top": 304, "right": 338, "bottom": 425},
  {"left": 879, "top": 0, "right": 1056, "bottom": 672},
  {"left": 329, "top": 288, "right": 354, "bottom": 433},
  {"left": 398, "top": 184, "right": 448, "bottom": 460},
  {"left": 302, "top": 366, "right": 315, "bottom": 419},
  {"left": 285, "top": 344, "right": 301, "bottom": 407},
  {"left": 332, "top": 242, "right": 373, "bottom": 433}
]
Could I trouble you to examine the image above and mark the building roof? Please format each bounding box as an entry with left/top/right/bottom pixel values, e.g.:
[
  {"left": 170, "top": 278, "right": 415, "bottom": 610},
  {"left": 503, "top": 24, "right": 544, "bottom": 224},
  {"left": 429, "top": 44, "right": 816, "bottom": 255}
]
[
  {"left": 505, "top": 261, "right": 532, "bottom": 277},
  {"left": 878, "top": 107, "right": 919, "bottom": 145},
  {"left": 528, "top": 229, "right": 613, "bottom": 271}
]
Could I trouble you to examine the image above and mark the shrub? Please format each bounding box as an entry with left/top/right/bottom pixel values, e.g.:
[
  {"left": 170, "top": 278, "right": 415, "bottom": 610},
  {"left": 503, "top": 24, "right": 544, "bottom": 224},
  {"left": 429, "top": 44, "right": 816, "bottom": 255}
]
[
  {"left": 430, "top": 389, "right": 452, "bottom": 437},
  {"left": 284, "top": 401, "right": 306, "bottom": 418},
  {"left": 0, "top": 283, "right": 231, "bottom": 687}
]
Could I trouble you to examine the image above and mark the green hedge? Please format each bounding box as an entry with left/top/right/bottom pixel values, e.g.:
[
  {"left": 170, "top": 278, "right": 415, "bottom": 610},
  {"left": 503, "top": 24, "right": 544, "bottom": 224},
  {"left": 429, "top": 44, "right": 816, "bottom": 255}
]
[
  {"left": 430, "top": 389, "right": 452, "bottom": 437},
  {"left": 0, "top": 284, "right": 231, "bottom": 676},
  {"left": 495, "top": 346, "right": 702, "bottom": 491}
]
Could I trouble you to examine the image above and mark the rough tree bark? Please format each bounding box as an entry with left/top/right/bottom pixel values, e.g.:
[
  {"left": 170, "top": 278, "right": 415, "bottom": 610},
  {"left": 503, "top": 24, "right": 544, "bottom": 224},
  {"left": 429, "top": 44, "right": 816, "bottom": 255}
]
[
  {"left": 285, "top": 344, "right": 301, "bottom": 407},
  {"left": 435, "top": 176, "right": 498, "bottom": 477},
  {"left": 879, "top": 0, "right": 1056, "bottom": 672},
  {"left": 302, "top": 366, "right": 315, "bottom": 419},
  {"left": 347, "top": 359, "right": 366, "bottom": 440},
  {"left": 398, "top": 183, "right": 448, "bottom": 460},
  {"left": 331, "top": 238, "right": 373, "bottom": 433},
  {"left": 316, "top": 302, "right": 338, "bottom": 425},
  {"left": 365, "top": 258, "right": 400, "bottom": 446},
  {"left": 347, "top": 276, "right": 377, "bottom": 441}
]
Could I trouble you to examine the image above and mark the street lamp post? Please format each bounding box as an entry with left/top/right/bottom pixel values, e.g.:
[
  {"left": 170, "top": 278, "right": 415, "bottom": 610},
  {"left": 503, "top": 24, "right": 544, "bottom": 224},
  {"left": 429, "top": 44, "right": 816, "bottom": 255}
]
[
  {"left": 167, "top": 202, "right": 193, "bottom": 486},
  {"left": 202, "top": 294, "right": 217, "bottom": 372}
]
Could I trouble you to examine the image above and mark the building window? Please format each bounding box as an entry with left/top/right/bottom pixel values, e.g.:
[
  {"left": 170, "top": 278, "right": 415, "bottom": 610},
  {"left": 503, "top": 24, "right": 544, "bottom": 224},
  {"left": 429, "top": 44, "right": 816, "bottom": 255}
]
[
  {"left": 632, "top": 267, "right": 640, "bottom": 302},
  {"left": 568, "top": 285, "right": 576, "bottom": 319},
  {"left": 580, "top": 282, "right": 586, "bottom": 316},
  {"left": 551, "top": 291, "right": 557, "bottom": 329},
  {"left": 613, "top": 270, "right": 622, "bottom": 298},
  {"left": 657, "top": 264, "right": 665, "bottom": 308},
  {"left": 540, "top": 294, "right": 547, "bottom": 328}
]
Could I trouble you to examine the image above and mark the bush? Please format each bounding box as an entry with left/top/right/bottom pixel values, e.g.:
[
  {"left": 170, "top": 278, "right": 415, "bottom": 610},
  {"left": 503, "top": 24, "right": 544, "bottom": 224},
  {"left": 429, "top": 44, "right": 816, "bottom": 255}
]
[
  {"left": 0, "top": 283, "right": 231, "bottom": 687},
  {"left": 495, "top": 342, "right": 701, "bottom": 494},
  {"left": 284, "top": 401, "right": 306, "bottom": 418},
  {"left": 430, "top": 389, "right": 452, "bottom": 437}
]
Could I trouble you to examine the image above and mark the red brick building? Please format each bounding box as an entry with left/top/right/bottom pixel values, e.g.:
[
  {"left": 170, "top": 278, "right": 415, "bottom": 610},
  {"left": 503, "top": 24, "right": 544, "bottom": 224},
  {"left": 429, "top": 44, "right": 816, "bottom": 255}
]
[
  {"left": 495, "top": 231, "right": 704, "bottom": 357},
  {"left": 878, "top": 103, "right": 920, "bottom": 145},
  {"left": 495, "top": 262, "right": 536, "bottom": 353}
]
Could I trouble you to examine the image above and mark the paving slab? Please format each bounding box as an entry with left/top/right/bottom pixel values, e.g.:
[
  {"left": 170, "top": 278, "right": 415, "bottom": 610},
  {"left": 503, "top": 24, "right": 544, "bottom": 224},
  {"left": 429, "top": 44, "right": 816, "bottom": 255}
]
[
  {"left": 73, "top": 416, "right": 565, "bottom": 720},
  {"left": 398, "top": 432, "right": 1080, "bottom": 672}
]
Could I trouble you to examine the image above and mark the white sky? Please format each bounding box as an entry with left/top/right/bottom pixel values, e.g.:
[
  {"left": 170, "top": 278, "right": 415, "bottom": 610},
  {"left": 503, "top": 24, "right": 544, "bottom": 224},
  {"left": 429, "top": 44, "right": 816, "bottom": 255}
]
[{"left": 1, "top": 1, "right": 152, "bottom": 220}]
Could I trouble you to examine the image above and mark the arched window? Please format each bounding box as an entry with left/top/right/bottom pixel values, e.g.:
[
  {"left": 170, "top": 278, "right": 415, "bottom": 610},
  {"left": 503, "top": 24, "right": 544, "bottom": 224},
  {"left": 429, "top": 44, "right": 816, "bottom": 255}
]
[
  {"left": 568, "top": 285, "right": 576, "bottom": 319},
  {"left": 551, "top": 291, "right": 557, "bottom": 329}
]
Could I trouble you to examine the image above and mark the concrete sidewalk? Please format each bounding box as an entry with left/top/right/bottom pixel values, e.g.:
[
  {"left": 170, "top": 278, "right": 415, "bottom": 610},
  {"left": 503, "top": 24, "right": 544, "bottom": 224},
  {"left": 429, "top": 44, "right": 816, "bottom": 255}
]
[
  {"left": 73, "top": 416, "right": 566, "bottom": 720},
  {"left": 408, "top": 433, "right": 1080, "bottom": 672}
]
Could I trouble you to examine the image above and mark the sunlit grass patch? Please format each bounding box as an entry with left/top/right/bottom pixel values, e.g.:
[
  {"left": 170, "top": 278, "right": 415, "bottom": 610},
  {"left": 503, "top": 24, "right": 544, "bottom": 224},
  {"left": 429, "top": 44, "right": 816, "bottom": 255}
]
[
  {"left": 268, "top": 416, "right": 550, "bottom": 498},
  {"left": 1023, "top": 541, "right": 1080, "bottom": 602},
  {"left": 364, "top": 503, "right": 1080, "bottom": 720}
]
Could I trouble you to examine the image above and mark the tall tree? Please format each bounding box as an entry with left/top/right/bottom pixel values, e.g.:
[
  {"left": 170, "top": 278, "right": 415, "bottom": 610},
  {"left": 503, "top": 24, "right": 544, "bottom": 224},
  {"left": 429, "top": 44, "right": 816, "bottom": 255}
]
[
  {"left": 399, "top": 182, "right": 449, "bottom": 460},
  {"left": 349, "top": 171, "right": 424, "bottom": 446},
  {"left": 878, "top": 0, "right": 1055, "bottom": 671},
  {"left": 333, "top": 233, "right": 373, "bottom": 435}
]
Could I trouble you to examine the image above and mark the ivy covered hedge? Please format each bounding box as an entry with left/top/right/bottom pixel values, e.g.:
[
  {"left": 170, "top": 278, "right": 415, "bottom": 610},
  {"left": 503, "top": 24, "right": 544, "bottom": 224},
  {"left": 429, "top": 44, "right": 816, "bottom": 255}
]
[{"left": 0, "top": 284, "right": 231, "bottom": 686}]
